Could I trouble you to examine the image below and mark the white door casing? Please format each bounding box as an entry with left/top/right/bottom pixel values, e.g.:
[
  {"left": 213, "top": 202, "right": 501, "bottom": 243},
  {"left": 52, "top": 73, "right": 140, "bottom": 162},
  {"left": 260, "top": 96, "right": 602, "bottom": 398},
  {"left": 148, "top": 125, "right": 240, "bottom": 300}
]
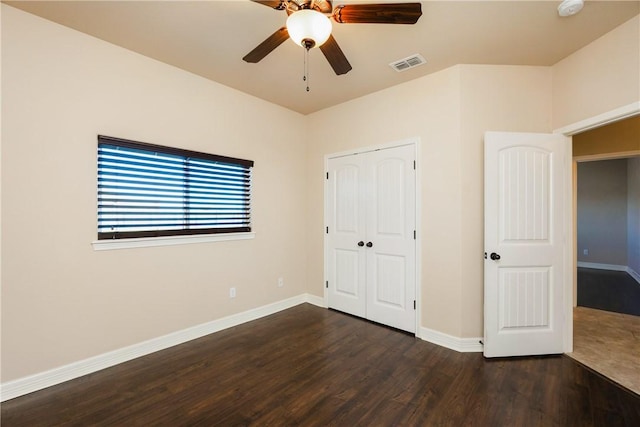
[
  {"left": 484, "top": 131, "right": 568, "bottom": 357},
  {"left": 326, "top": 143, "right": 416, "bottom": 333}
]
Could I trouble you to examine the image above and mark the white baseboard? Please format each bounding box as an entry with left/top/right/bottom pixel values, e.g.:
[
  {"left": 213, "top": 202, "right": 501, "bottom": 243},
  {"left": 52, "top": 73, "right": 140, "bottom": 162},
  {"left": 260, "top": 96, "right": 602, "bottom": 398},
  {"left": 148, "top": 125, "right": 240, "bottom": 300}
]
[
  {"left": 628, "top": 268, "right": 640, "bottom": 284},
  {"left": 305, "top": 293, "right": 326, "bottom": 308},
  {"left": 1, "top": 293, "right": 481, "bottom": 402},
  {"left": 0, "top": 293, "right": 320, "bottom": 402},
  {"left": 419, "top": 327, "right": 483, "bottom": 353},
  {"left": 279, "top": 295, "right": 482, "bottom": 353},
  {"left": 578, "top": 262, "right": 640, "bottom": 284},
  {"left": 577, "top": 261, "right": 627, "bottom": 271}
]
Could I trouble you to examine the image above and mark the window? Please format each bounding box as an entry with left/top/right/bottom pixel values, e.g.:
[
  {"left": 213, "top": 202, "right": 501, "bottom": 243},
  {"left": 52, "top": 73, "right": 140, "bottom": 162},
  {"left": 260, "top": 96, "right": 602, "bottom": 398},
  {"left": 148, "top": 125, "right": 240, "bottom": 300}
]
[{"left": 97, "top": 135, "right": 253, "bottom": 240}]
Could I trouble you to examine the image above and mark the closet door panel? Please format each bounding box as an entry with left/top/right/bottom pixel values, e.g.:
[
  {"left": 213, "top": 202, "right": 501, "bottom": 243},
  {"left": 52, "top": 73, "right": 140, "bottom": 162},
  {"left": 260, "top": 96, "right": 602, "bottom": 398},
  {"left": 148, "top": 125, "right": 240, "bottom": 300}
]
[
  {"left": 366, "top": 145, "right": 416, "bottom": 333},
  {"left": 327, "top": 156, "right": 366, "bottom": 317}
]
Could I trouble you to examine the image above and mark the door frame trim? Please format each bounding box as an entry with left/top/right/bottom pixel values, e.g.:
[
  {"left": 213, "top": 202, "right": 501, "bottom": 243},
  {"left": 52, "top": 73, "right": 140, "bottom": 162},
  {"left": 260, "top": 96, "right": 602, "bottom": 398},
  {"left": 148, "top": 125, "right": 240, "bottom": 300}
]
[
  {"left": 554, "top": 102, "right": 640, "bottom": 136},
  {"left": 323, "top": 137, "right": 421, "bottom": 335},
  {"left": 553, "top": 101, "right": 640, "bottom": 353}
]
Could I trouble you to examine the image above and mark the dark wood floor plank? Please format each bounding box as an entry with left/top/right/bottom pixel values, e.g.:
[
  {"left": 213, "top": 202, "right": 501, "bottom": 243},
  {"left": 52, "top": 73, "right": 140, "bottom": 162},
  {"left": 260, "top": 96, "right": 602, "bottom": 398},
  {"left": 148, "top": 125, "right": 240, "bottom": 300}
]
[
  {"left": 2, "top": 304, "right": 639, "bottom": 426},
  {"left": 578, "top": 267, "right": 640, "bottom": 315}
]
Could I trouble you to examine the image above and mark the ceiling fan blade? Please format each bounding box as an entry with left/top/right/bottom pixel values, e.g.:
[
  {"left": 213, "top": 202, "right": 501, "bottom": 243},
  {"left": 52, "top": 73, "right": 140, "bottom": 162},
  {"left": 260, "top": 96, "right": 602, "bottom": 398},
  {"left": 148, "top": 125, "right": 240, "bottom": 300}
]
[
  {"left": 333, "top": 3, "right": 422, "bottom": 24},
  {"left": 320, "top": 35, "right": 352, "bottom": 75},
  {"left": 243, "top": 27, "right": 290, "bottom": 63},
  {"left": 251, "top": 0, "right": 286, "bottom": 10},
  {"left": 312, "top": 0, "right": 333, "bottom": 14}
]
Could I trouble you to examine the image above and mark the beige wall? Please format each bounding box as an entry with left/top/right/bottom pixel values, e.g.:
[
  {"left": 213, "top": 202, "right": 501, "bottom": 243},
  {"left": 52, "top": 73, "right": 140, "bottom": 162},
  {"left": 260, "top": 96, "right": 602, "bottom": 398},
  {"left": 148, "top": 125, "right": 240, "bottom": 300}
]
[
  {"left": 458, "top": 65, "right": 552, "bottom": 337},
  {"left": 306, "top": 65, "right": 552, "bottom": 339},
  {"left": 1, "top": 5, "right": 308, "bottom": 381},
  {"left": 573, "top": 115, "right": 640, "bottom": 157},
  {"left": 552, "top": 15, "right": 640, "bottom": 129},
  {"left": 3, "top": 3, "right": 640, "bottom": 386},
  {"left": 307, "top": 66, "right": 464, "bottom": 337}
]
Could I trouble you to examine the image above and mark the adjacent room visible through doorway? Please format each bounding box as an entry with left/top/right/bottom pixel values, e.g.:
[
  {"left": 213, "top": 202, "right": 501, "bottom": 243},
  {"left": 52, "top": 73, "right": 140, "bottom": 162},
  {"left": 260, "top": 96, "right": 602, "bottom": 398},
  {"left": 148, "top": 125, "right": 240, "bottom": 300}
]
[
  {"left": 569, "top": 116, "right": 640, "bottom": 396},
  {"left": 576, "top": 156, "right": 640, "bottom": 316}
]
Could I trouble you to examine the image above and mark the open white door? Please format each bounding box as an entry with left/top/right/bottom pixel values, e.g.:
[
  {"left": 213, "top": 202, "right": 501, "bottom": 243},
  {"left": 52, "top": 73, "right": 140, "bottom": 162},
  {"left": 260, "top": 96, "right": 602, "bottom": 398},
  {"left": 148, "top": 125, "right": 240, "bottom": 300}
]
[{"left": 484, "top": 131, "right": 568, "bottom": 357}]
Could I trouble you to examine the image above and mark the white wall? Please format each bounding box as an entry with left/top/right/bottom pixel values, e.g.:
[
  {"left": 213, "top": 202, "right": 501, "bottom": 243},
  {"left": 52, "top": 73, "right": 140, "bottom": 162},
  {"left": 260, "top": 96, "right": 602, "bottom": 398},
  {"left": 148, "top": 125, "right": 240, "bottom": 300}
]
[
  {"left": 628, "top": 157, "right": 640, "bottom": 275},
  {"left": 577, "top": 160, "right": 629, "bottom": 266},
  {"left": 1, "top": 5, "right": 308, "bottom": 382}
]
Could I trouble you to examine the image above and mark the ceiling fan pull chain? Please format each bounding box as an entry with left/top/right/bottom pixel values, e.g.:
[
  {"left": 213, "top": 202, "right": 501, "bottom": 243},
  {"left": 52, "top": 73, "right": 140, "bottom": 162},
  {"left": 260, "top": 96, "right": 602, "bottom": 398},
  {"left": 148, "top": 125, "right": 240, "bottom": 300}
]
[{"left": 304, "top": 47, "right": 310, "bottom": 92}]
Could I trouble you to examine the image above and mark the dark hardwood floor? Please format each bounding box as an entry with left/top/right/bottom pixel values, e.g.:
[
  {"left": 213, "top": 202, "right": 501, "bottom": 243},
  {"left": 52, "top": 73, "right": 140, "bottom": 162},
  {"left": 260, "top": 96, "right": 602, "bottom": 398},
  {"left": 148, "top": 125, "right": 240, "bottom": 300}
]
[
  {"left": 2, "top": 304, "right": 639, "bottom": 426},
  {"left": 578, "top": 267, "right": 640, "bottom": 316}
]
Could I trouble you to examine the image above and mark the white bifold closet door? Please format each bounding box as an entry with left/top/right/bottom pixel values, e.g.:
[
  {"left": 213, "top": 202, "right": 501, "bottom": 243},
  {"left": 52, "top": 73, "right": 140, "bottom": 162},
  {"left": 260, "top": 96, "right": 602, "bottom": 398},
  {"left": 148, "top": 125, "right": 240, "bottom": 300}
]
[{"left": 326, "top": 144, "right": 416, "bottom": 333}]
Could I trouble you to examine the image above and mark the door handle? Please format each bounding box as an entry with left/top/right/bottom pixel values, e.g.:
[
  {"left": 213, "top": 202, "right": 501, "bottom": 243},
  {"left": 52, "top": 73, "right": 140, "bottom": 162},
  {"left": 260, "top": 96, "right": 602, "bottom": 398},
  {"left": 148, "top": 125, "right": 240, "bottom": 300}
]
[
  {"left": 366, "top": 242, "right": 373, "bottom": 248},
  {"left": 490, "top": 252, "right": 501, "bottom": 261},
  {"left": 357, "top": 241, "right": 365, "bottom": 247}
]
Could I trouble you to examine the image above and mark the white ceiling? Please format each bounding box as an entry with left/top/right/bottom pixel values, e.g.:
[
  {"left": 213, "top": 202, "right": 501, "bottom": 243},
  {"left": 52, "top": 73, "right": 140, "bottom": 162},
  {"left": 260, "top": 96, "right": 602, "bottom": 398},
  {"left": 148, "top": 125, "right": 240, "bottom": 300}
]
[{"left": 5, "top": 0, "right": 639, "bottom": 114}]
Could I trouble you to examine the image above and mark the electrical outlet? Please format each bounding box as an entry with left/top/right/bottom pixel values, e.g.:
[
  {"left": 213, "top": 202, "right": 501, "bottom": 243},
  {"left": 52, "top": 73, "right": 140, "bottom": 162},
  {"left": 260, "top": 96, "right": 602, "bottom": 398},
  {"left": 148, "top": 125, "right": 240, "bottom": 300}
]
[
  {"left": 278, "top": 277, "right": 284, "bottom": 288},
  {"left": 229, "top": 287, "right": 236, "bottom": 298},
  {"left": 583, "top": 249, "right": 589, "bottom": 255}
]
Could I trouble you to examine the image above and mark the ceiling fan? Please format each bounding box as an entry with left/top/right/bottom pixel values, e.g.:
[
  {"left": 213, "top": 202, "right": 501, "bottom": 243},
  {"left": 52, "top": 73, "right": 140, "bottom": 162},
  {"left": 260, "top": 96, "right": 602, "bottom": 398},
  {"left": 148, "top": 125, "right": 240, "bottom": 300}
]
[{"left": 243, "top": 0, "right": 423, "bottom": 76}]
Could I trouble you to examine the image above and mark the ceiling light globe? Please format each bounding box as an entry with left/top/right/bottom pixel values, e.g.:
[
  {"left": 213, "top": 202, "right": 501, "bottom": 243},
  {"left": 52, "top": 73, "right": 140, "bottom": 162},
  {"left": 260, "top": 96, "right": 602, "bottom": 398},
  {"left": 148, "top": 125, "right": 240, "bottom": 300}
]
[{"left": 286, "top": 9, "right": 332, "bottom": 48}]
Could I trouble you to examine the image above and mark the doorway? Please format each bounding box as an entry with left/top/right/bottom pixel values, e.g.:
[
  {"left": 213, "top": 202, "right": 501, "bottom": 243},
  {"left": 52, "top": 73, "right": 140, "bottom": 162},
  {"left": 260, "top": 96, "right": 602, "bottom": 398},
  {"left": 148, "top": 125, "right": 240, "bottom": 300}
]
[
  {"left": 576, "top": 156, "right": 640, "bottom": 316},
  {"left": 567, "top": 115, "right": 640, "bottom": 394}
]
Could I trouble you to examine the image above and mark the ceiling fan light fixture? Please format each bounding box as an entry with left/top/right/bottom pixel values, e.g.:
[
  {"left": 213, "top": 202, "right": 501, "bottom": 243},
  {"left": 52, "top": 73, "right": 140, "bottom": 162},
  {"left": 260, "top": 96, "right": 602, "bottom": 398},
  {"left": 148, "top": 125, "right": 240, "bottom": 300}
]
[{"left": 286, "top": 9, "right": 332, "bottom": 49}]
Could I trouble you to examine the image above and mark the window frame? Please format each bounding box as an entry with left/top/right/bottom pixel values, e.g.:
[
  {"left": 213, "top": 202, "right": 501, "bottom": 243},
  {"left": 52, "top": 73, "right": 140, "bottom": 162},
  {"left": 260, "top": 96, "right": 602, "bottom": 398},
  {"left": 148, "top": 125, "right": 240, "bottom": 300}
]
[{"left": 96, "top": 135, "right": 254, "bottom": 244}]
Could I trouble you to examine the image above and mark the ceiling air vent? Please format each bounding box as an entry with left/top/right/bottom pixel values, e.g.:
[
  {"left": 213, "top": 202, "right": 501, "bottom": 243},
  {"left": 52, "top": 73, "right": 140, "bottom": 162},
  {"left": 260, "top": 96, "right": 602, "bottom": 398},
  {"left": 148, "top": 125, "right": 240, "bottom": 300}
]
[{"left": 389, "top": 54, "right": 427, "bottom": 72}]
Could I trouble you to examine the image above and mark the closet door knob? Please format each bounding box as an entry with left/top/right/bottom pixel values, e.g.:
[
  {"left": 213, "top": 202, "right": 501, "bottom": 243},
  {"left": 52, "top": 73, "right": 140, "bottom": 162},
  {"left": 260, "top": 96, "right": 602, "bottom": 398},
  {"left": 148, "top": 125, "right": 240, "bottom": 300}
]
[
  {"left": 366, "top": 242, "right": 373, "bottom": 248},
  {"left": 357, "top": 241, "right": 365, "bottom": 247},
  {"left": 490, "top": 252, "right": 501, "bottom": 261}
]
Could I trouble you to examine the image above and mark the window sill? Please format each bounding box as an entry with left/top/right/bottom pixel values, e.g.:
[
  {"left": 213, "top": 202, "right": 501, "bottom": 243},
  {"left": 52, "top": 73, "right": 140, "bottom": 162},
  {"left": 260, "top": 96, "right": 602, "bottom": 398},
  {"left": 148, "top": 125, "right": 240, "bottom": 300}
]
[{"left": 92, "top": 232, "right": 255, "bottom": 251}]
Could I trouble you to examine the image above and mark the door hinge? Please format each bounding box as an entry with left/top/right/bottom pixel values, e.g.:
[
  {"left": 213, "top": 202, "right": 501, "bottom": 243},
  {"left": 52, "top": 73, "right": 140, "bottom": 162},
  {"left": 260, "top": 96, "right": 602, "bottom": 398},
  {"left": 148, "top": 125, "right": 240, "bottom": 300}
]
[
  {"left": 413, "top": 160, "right": 416, "bottom": 170},
  {"left": 326, "top": 226, "right": 329, "bottom": 234},
  {"left": 326, "top": 281, "right": 328, "bottom": 289},
  {"left": 413, "top": 300, "right": 416, "bottom": 310},
  {"left": 326, "top": 172, "right": 329, "bottom": 179},
  {"left": 413, "top": 230, "right": 416, "bottom": 240}
]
